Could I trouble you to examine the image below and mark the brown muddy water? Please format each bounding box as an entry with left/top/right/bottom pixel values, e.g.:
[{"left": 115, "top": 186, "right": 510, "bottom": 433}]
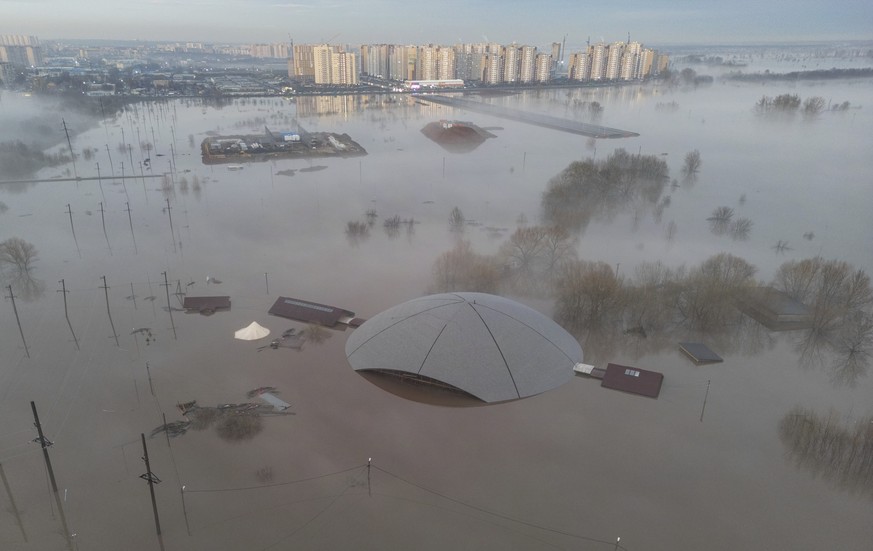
[{"left": 1, "top": 59, "right": 872, "bottom": 550}]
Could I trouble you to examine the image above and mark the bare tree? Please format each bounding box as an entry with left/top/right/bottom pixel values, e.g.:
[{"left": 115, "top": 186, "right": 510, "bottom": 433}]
[
  {"left": 430, "top": 241, "right": 500, "bottom": 294},
  {"left": 554, "top": 260, "right": 625, "bottom": 331},
  {"left": 683, "top": 149, "right": 702, "bottom": 176},
  {"left": 676, "top": 253, "right": 756, "bottom": 331},
  {"left": 449, "top": 206, "right": 465, "bottom": 231},
  {"left": 0, "top": 237, "right": 38, "bottom": 274},
  {"left": 803, "top": 96, "right": 826, "bottom": 118}
]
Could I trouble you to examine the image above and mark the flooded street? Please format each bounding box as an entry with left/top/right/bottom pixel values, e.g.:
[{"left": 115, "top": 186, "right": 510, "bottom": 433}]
[{"left": 1, "top": 53, "right": 872, "bottom": 550}]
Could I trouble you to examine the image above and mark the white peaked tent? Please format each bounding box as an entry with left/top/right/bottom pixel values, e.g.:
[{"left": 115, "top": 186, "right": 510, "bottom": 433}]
[{"left": 234, "top": 321, "right": 271, "bottom": 341}]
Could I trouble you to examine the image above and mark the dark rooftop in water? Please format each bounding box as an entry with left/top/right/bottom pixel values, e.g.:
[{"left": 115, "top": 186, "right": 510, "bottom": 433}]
[
  {"left": 678, "top": 342, "right": 724, "bottom": 364},
  {"left": 735, "top": 286, "right": 812, "bottom": 330},
  {"left": 182, "top": 296, "right": 231, "bottom": 315},
  {"left": 601, "top": 363, "right": 664, "bottom": 398},
  {"left": 268, "top": 296, "right": 356, "bottom": 327}
]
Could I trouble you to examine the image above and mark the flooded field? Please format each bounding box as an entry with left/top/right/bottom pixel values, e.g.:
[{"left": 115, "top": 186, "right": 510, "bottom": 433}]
[{"left": 1, "top": 55, "right": 872, "bottom": 550}]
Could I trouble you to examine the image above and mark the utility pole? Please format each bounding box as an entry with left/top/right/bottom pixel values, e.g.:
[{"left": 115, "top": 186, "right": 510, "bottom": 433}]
[
  {"left": 165, "top": 198, "right": 177, "bottom": 253},
  {"left": 96, "top": 161, "right": 106, "bottom": 202},
  {"left": 161, "top": 271, "right": 177, "bottom": 340},
  {"left": 31, "top": 402, "right": 74, "bottom": 551},
  {"left": 57, "top": 279, "right": 79, "bottom": 350},
  {"left": 105, "top": 143, "right": 115, "bottom": 183},
  {"left": 700, "top": 379, "right": 711, "bottom": 422},
  {"left": 100, "top": 276, "right": 120, "bottom": 346},
  {"left": 139, "top": 434, "right": 165, "bottom": 551},
  {"left": 6, "top": 285, "right": 30, "bottom": 358},
  {"left": 66, "top": 204, "right": 81, "bottom": 258},
  {"left": 0, "top": 461, "right": 28, "bottom": 542},
  {"left": 99, "top": 201, "right": 112, "bottom": 254},
  {"left": 62, "top": 118, "right": 78, "bottom": 182},
  {"left": 125, "top": 202, "right": 138, "bottom": 254}
]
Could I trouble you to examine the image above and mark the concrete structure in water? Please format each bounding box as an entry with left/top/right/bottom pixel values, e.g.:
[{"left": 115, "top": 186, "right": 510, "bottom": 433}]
[{"left": 345, "top": 292, "right": 582, "bottom": 403}]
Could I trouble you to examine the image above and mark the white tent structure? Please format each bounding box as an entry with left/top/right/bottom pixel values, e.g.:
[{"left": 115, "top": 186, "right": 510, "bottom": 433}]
[
  {"left": 346, "top": 293, "right": 582, "bottom": 403},
  {"left": 234, "top": 321, "right": 271, "bottom": 341}
]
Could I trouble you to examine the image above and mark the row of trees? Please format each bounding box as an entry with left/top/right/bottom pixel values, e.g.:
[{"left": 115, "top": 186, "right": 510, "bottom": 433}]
[
  {"left": 753, "top": 93, "right": 839, "bottom": 118},
  {"left": 430, "top": 233, "right": 872, "bottom": 381}
]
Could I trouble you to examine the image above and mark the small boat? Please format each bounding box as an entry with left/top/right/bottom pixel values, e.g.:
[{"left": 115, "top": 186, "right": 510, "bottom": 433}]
[{"left": 226, "top": 165, "right": 244, "bottom": 171}]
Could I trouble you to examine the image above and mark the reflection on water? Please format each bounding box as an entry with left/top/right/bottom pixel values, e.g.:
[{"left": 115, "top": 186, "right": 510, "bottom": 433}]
[{"left": 780, "top": 406, "right": 873, "bottom": 498}]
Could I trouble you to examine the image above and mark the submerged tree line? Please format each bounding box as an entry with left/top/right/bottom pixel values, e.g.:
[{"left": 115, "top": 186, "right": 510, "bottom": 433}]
[{"left": 425, "top": 150, "right": 872, "bottom": 384}]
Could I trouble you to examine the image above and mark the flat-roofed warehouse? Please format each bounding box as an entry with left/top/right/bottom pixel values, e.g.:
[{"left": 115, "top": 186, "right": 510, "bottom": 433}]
[{"left": 345, "top": 293, "right": 582, "bottom": 403}]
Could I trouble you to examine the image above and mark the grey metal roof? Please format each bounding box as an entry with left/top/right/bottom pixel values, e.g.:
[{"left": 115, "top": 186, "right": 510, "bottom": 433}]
[{"left": 345, "top": 293, "right": 582, "bottom": 403}]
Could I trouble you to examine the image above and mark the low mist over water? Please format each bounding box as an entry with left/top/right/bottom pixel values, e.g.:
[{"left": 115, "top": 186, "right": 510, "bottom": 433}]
[{"left": 1, "top": 48, "right": 872, "bottom": 550}]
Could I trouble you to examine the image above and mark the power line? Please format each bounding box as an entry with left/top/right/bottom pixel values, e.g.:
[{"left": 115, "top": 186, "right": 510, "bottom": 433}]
[
  {"left": 184, "top": 464, "right": 366, "bottom": 494},
  {"left": 372, "top": 465, "right": 624, "bottom": 549}
]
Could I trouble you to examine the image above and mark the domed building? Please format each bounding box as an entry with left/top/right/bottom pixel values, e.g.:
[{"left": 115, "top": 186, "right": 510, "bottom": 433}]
[{"left": 345, "top": 293, "right": 582, "bottom": 403}]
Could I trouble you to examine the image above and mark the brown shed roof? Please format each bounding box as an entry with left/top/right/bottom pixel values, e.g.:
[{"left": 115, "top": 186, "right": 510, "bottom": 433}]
[{"left": 601, "top": 363, "right": 664, "bottom": 398}]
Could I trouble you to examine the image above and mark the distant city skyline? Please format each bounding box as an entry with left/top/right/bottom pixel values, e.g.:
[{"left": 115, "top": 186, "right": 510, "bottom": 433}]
[{"left": 2, "top": 0, "right": 872, "bottom": 47}]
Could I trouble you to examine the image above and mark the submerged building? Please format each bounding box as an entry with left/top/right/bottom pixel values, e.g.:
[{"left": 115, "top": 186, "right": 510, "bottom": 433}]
[{"left": 345, "top": 293, "right": 582, "bottom": 403}]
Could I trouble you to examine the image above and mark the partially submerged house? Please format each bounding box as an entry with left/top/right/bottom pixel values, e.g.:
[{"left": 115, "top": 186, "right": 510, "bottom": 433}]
[{"left": 736, "top": 286, "right": 812, "bottom": 330}]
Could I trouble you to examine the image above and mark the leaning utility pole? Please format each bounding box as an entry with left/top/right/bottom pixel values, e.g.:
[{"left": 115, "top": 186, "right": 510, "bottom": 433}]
[
  {"left": 161, "top": 271, "right": 177, "bottom": 340},
  {"left": 0, "top": 461, "right": 28, "bottom": 542},
  {"left": 62, "top": 118, "right": 78, "bottom": 182},
  {"left": 125, "top": 202, "right": 138, "bottom": 254},
  {"left": 140, "top": 433, "right": 166, "bottom": 551},
  {"left": 165, "top": 198, "right": 177, "bottom": 253},
  {"left": 100, "top": 276, "right": 120, "bottom": 346},
  {"left": 31, "top": 402, "right": 74, "bottom": 551},
  {"left": 6, "top": 285, "right": 30, "bottom": 358},
  {"left": 57, "top": 279, "right": 79, "bottom": 351}
]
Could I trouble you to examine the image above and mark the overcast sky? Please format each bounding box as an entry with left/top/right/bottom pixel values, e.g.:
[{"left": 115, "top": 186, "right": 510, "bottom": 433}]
[{"left": 3, "top": 0, "right": 872, "bottom": 47}]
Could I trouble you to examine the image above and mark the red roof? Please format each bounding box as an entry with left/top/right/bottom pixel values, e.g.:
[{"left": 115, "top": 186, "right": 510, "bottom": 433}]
[{"left": 601, "top": 363, "right": 664, "bottom": 398}]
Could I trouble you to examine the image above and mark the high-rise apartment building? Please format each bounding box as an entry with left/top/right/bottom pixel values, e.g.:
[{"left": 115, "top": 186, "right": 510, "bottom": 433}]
[
  {"left": 567, "top": 52, "right": 589, "bottom": 81},
  {"left": 313, "top": 44, "right": 335, "bottom": 84},
  {"left": 535, "top": 53, "right": 552, "bottom": 83},
  {"left": 291, "top": 44, "right": 316, "bottom": 82},
  {"left": 250, "top": 42, "right": 290, "bottom": 59},
  {"left": 0, "top": 35, "right": 43, "bottom": 67},
  {"left": 519, "top": 46, "right": 538, "bottom": 83},
  {"left": 503, "top": 44, "right": 520, "bottom": 83},
  {"left": 417, "top": 45, "right": 439, "bottom": 81},
  {"left": 589, "top": 42, "right": 607, "bottom": 80},
  {"left": 331, "top": 51, "right": 358, "bottom": 85},
  {"left": 620, "top": 41, "right": 642, "bottom": 80},
  {"left": 605, "top": 41, "right": 624, "bottom": 80},
  {"left": 484, "top": 49, "right": 504, "bottom": 84},
  {"left": 361, "top": 44, "right": 390, "bottom": 78},
  {"left": 437, "top": 47, "right": 455, "bottom": 80}
]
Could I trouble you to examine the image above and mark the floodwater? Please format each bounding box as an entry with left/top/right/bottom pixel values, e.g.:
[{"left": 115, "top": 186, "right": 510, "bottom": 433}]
[{"left": 1, "top": 49, "right": 873, "bottom": 551}]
